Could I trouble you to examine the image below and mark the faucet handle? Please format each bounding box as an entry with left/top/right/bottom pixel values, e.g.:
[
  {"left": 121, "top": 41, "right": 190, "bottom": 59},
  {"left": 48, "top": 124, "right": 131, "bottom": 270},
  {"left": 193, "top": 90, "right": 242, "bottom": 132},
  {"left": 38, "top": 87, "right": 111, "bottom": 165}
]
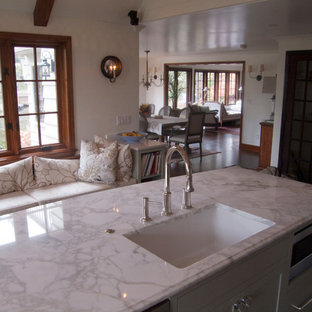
[
  {"left": 181, "top": 188, "right": 192, "bottom": 209},
  {"left": 162, "top": 191, "right": 173, "bottom": 216}
]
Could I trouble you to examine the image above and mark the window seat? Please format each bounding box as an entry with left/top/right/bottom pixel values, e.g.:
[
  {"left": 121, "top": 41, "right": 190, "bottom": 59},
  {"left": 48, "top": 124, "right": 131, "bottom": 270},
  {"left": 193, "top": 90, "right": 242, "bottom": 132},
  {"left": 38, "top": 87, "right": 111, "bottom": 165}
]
[{"left": 0, "top": 149, "right": 136, "bottom": 216}]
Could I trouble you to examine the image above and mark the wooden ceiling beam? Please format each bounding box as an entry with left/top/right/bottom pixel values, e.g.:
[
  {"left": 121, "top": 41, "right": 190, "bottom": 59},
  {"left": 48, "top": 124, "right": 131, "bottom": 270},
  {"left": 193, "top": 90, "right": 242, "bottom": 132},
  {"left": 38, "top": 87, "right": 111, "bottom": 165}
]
[{"left": 34, "top": 0, "right": 55, "bottom": 27}]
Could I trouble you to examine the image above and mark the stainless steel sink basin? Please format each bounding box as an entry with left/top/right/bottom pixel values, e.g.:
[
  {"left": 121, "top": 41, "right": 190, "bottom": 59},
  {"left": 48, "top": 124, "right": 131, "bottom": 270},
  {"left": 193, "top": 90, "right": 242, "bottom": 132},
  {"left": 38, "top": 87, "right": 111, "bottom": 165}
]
[{"left": 124, "top": 203, "right": 275, "bottom": 268}]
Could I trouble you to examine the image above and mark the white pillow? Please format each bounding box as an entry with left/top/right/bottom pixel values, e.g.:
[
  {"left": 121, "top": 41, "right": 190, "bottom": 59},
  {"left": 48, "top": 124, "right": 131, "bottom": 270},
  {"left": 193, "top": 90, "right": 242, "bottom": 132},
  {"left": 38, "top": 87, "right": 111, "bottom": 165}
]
[
  {"left": 34, "top": 156, "right": 80, "bottom": 187},
  {"left": 94, "top": 135, "right": 133, "bottom": 182},
  {"left": 77, "top": 140, "right": 118, "bottom": 184},
  {"left": 0, "top": 157, "right": 34, "bottom": 195}
]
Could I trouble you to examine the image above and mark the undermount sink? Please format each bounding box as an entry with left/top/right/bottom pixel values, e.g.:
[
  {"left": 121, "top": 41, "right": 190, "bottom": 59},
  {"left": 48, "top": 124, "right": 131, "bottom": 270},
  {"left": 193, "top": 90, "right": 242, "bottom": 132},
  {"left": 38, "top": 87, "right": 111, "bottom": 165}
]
[{"left": 124, "top": 203, "right": 275, "bottom": 268}]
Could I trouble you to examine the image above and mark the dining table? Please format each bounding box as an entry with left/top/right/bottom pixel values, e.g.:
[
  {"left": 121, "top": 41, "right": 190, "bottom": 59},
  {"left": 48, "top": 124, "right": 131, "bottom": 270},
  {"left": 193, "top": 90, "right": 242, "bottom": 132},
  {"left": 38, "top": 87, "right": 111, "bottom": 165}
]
[{"left": 147, "top": 115, "right": 187, "bottom": 141}]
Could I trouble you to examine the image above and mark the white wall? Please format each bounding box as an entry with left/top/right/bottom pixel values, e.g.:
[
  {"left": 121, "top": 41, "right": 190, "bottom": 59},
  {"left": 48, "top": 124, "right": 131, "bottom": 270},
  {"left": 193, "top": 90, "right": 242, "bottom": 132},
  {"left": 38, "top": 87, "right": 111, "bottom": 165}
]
[
  {"left": 140, "top": 51, "right": 278, "bottom": 146},
  {"left": 271, "top": 35, "right": 312, "bottom": 167},
  {"left": 0, "top": 10, "right": 139, "bottom": 149}
]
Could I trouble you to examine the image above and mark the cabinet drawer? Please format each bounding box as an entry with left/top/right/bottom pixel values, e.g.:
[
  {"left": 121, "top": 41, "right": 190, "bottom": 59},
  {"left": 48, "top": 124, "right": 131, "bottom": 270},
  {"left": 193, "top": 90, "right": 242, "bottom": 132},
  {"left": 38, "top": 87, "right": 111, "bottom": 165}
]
[
  {"left": 199, "top": 269, "right": 281, "bottom": 312},
  {"left": 177, "top": 237, "right": 289, "bottom": 312}
]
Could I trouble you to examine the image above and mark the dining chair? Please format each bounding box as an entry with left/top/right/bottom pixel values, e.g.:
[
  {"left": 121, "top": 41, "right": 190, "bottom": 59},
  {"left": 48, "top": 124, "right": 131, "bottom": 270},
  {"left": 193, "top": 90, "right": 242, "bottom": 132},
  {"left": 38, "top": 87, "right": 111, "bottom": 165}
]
[
  {"left": 158, "top": 106, "right": 171, "bottom": 116},
  {"left": 139, "top": 113, "right": 159, "bottom": 140},
  {"left": 179, "top": 106, "right": 190, "bottom": 118},
  {"left": 147, "top": 104, "right": 155, "bottom": 115},
  {"left": 169, "top": 111, "right": 205, "bottom": 156}
]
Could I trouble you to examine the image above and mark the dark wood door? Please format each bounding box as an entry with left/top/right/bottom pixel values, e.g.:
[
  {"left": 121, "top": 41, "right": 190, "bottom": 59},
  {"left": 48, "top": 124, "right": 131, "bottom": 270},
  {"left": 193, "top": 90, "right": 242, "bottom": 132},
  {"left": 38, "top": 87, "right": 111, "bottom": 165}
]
[{"left": 279, "top": 50, "right": 312, "bottom": 183}]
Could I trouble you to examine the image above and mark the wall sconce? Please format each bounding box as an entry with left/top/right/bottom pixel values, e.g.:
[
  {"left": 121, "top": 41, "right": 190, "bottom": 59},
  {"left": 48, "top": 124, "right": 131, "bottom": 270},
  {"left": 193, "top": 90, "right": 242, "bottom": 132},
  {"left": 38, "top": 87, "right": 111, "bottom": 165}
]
[
  {"left": 101, "top": 56, "right": 122, "bottom": 83},
  {"left": 141, "top": 50, "right": 163, "bottom": 90},
  {"left": 248, "top": 64, "right": 264, "bottom": 81}
]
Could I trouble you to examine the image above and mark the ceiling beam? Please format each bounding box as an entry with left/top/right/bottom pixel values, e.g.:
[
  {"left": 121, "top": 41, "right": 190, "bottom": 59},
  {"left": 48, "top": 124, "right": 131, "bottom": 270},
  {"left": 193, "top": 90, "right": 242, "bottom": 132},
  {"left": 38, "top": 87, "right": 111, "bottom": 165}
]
[{"left": 33, "top": 0, "right": 55, "bottom": 27}]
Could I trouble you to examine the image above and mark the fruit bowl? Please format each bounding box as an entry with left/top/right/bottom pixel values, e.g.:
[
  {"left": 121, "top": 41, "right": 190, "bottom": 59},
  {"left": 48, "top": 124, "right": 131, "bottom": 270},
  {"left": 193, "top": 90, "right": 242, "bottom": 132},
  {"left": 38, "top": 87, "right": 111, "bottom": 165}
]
[{"left": 118, "top": 131, "right": 147, "bottom": 143}]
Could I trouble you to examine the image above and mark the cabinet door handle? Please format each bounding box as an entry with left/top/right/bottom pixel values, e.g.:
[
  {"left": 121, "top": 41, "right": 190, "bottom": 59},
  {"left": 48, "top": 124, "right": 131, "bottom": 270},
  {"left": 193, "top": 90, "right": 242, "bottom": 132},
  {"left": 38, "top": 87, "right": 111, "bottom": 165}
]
[{"left": 291, "top": 297, "right": 312, "bottom": 310}]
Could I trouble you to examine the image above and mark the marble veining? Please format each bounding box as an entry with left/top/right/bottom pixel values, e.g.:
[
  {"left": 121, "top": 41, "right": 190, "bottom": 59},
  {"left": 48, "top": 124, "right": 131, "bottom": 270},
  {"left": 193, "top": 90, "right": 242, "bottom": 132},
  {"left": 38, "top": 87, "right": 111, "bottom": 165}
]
[{"left": 0, "top": 166, "right": 312, "bottom": 311}]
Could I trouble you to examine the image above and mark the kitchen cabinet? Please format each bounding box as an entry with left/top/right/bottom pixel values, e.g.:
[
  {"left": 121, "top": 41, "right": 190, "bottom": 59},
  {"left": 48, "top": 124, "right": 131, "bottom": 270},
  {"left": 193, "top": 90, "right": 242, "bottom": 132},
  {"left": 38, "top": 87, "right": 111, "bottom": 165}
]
[
  {"left": 279, "top": 222, "right": 312, "bottom": 312},
  {"left": 258, "top": 121, "right": 273, "bottom": 170},
  {"left": 170, "top": 236, "right": 290, "bottom": 312}
]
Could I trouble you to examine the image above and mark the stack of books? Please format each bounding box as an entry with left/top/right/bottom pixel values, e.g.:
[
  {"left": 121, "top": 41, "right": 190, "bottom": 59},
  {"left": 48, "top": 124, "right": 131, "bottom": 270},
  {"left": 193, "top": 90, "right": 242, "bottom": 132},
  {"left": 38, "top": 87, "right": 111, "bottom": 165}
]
[{"left": 141, "top": 152, "right": 161, "bottom": 178}]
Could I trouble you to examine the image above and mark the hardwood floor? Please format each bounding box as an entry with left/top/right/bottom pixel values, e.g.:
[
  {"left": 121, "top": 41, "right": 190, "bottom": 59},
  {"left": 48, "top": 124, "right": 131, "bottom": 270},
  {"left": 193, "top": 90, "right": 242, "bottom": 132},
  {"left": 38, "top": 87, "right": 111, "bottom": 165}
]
[{"left": 170, "top": 125, "right": 259, "bottom": 177}]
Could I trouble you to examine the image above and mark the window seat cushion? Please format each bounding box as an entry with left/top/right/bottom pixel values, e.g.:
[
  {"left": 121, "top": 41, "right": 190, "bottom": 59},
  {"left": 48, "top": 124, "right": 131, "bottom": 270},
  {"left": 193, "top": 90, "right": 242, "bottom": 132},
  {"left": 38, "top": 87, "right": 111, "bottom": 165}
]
[
  {"left": 24, "top": 181, "right": 117, "bottom": 205},
  {"left": 0, "top": 191, "right": 38, "bottom": 215}
]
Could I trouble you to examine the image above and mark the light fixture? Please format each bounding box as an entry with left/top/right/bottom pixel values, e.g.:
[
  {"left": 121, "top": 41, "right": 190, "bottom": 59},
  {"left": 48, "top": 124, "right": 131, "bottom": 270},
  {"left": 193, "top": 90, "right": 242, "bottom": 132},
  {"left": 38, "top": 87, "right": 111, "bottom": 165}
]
[
  {"left": 128, "top": 10, "right": 139, "bottom": 26},
  {"left": 248, "top": 64, "right": 264, "bottom": 81},
  {"left": 40, "top": 50, "right": 54, "bottom": 80},
  {"left": 141, "top": 50, "right": 163, "bottom": 90},
  {"left": 101, "top": 56, "right": 122, "bottom": 83}
]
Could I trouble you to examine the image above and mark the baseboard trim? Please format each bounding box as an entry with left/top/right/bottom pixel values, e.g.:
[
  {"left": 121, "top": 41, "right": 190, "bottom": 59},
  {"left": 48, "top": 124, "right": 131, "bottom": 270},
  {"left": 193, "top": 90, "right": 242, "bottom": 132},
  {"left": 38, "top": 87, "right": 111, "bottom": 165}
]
[{"left": 240, "top": 143, "right": 260, "bottom": 153}]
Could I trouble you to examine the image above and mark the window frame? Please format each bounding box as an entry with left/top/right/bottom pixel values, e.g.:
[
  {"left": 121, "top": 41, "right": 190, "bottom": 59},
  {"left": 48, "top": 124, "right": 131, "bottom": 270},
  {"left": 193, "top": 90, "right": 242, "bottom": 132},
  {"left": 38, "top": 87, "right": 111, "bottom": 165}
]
[
  {"left": 194, "top": 69, "right": 240, "bottom": 105},
  {"left": 0, "top": 32, "right": 75, "bottom": 165},
  {"left": 165, "top": 66, "right": 192, "bottom": 109}
]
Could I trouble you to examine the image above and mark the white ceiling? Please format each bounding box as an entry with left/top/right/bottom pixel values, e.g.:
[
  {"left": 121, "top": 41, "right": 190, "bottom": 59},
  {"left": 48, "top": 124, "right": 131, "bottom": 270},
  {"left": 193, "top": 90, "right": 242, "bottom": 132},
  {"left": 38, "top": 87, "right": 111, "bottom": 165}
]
[
  {"left": 0, "top": 0, "right": 143, "bottom": 25},
  {"left": 0, "top": 0, "right": 312, "bottom": 57},
  {"left": 139, "top": 0, "right": 312, "bottom": 56}
]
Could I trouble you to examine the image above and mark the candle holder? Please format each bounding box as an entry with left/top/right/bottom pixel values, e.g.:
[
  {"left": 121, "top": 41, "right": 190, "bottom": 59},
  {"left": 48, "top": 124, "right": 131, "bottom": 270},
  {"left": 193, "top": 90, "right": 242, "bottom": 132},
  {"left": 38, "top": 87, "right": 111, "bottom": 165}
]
[{"left": 101, "top": 56, "right": 122, "bottom": 83}]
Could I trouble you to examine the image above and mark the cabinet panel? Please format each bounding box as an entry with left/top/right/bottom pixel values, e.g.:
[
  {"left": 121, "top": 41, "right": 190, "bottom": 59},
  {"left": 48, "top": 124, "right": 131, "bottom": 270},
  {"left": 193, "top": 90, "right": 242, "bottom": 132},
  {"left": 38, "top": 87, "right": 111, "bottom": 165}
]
[
  {"left": 258, "top": 122, "right": 273, "bottom": 170},
  {"left": 177, "top": 237, "right": 289, "bottom": 312},
  {"left": 198, "top": 270, "right": 281, "bottom": 312}
]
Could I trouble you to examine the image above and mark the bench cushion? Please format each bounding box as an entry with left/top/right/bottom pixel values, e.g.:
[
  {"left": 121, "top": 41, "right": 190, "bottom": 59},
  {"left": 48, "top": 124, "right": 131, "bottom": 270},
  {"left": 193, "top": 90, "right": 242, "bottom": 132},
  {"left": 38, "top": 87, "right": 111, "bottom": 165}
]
[
  {"left": 24, "top": 181, "right": 116, "bottom": 205},
  {"left": 0, "top": 191, "right": 37, "bottom": 215}
]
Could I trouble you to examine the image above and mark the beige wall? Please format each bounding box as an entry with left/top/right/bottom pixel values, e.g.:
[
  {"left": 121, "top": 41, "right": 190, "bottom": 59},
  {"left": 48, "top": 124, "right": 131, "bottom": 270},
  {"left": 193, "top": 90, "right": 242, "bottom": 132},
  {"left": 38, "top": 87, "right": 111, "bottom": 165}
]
[{"left": 0, "top": 10, "right": 139, "bottom": 150}]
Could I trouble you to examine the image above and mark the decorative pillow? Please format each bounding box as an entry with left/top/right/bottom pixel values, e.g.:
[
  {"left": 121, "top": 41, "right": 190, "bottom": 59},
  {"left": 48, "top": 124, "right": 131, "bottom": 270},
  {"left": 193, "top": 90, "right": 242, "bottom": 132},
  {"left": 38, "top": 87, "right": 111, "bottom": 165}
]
[
  {"left": 34, "top": 156, "right": 80, "bottom": 187},
  {"left": 94, "top": 135, "right": 133, "bottom": 182},
  {"left": 77, "top": 140, "right": 118, "bottom": 184},
  {"left": 0, "top": 157, "right": 34, "bottom": 195}
]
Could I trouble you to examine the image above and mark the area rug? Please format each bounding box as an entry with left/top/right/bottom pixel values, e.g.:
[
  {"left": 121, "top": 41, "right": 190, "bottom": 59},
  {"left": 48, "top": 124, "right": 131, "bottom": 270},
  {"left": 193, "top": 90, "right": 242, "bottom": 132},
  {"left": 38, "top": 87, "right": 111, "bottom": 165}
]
[{"left": 171, "top": 149, "right": 220, "bottom": 163}]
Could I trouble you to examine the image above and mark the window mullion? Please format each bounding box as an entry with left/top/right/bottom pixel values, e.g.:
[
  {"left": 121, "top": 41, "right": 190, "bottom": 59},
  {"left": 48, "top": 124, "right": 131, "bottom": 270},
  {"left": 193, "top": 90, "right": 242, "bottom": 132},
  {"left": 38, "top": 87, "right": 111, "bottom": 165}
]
[
  {"left": 225, "top": 73, "right": 229, "bottom": 105},
  {"left": 1, "top": 40, "right": 20, "bottom": 155},
  {"left": 33, "top": 47, "right": 42, "bottom": 147}
]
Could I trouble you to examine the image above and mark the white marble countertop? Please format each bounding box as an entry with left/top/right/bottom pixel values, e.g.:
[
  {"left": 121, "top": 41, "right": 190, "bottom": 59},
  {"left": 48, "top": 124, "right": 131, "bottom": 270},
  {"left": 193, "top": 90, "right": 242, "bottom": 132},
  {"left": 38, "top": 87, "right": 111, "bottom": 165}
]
[{"left": 0, "top": 166, "right": 312, "bottom": 312}]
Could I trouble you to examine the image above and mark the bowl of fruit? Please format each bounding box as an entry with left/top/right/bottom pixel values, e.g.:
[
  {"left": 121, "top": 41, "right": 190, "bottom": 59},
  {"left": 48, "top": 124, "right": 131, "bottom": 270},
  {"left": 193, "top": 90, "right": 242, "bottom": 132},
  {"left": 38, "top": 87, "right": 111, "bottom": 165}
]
[{"left": 118, "top": 131, "right": 147, "bottom": 143}]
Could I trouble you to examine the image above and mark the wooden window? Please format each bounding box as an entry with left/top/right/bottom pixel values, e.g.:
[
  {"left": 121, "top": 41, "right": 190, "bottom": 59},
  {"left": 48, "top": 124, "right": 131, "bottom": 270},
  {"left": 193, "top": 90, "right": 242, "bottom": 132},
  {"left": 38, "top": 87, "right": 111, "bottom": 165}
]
[
  {"left": 206, "top": 72, "right": 215, "bottom": 102},
  {"left": 194, "top": 71, "right": 203, "bottom": 104},
  {"left": 194, "top": 70, "right": 240, "bottom": 105},
  {"left": 0, "top": 32, "right": 75, "bottom": 164},
  {"left": 167, "top": 68, "right": 192, "bottom": 109}
]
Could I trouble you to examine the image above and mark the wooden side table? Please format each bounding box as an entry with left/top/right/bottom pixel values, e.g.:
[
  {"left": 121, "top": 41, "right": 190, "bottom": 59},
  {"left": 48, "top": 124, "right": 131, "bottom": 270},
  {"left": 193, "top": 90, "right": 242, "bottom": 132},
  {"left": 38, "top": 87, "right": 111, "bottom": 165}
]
[{"left": 258, "top": 121, "right": 273, "bottom": 170}]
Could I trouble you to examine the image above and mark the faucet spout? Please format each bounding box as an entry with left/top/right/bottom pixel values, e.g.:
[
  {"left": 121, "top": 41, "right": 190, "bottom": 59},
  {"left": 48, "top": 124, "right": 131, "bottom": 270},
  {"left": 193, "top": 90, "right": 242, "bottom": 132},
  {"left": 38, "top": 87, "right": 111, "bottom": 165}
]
[{"left": 162, "top": 146, "right": 194, "bottom": 216}]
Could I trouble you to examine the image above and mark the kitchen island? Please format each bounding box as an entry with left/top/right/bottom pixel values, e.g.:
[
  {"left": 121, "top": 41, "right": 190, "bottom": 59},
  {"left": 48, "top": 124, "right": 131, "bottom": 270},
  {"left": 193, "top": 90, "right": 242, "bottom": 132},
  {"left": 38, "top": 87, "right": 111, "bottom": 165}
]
[{"left": 0, "top": 166, "right": 311, "bottom": 311}]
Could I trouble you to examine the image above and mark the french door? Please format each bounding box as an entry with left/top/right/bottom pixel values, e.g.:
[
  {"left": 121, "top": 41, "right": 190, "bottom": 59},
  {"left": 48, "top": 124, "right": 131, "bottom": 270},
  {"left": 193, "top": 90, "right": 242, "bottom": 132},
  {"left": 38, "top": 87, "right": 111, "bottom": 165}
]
[{"left": 279, "top": 50, "right": 312, "bottom": 183}]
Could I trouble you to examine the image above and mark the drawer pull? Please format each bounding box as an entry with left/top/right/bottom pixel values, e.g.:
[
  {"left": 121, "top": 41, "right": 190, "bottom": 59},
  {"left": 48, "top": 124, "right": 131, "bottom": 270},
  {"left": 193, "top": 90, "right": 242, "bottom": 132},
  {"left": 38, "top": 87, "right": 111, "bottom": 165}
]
[
  {"left": 232, "top": 296, "right": 252, "bottom": 311},
  {"left": 291, "top": 297, "right": 312, "bottom": 311}
]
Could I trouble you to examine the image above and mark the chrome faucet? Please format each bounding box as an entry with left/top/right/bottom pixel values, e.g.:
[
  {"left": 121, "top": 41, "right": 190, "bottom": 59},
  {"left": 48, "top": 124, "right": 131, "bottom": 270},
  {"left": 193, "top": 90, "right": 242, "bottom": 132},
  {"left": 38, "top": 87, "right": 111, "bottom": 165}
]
[{"left": 162, "top": 145, "right": 194, "bottom": 216}]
